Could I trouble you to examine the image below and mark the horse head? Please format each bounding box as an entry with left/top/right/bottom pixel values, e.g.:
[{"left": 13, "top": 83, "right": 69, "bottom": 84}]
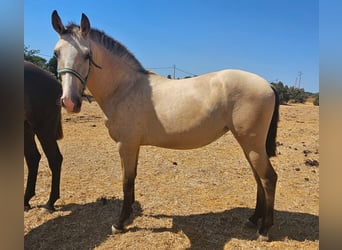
[{"left": 52, "top": 10, "right": 92, "bottom": 113}]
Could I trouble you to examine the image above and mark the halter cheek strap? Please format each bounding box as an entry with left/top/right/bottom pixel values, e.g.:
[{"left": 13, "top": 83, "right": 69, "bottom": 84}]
[{"left": 57, "top": 51, "right": 102, "bottom": 102}]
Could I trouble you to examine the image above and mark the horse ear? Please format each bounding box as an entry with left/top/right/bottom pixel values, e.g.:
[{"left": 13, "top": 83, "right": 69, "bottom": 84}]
[
  {"left": 80, "top": 13, "right": 91, "bottom": 37},
  {"left": 51, "top": 10, "right": 65, "bottom": 35}
]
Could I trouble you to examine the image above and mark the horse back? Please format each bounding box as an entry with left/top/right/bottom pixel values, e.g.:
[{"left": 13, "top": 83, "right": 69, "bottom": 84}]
[
  {"left": 131, "top": 69, "right": 274, "bottom": 149},
  {"left": 24, "top": 61, "right": 63, "bottom": 140}
]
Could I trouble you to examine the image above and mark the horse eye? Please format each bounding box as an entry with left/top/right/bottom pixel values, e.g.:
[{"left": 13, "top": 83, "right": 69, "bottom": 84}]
[
  {"left": 54, "top": 51, "right": 59, "bottom": 59},
  {"left": 85, "top": 53, "right": 90, "bottom": 60}
]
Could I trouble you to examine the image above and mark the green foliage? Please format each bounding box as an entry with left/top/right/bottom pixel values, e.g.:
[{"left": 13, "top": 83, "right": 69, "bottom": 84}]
[
  {"left": 24, "top": 45, "right": 57, "bottom": 78},
  {"left": 313, "top": 93, "right": 319, "bottom": 106},
  {"left": 271, "top": 81, "right": 289, "bottom": 104},
  {"left": 288, "top": 86, "right": 307, "bottom": 103},
  {"left": 24, "top": 46, "right": 47, "bottom": 69},
  {"left": 271, "top": 81, "right": 311, "bottom": 105},
  {"left": 46, "top": 56, "right": 58, "bottom": 78}
]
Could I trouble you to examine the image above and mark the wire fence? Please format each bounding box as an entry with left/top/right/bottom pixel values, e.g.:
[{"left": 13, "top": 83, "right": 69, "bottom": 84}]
[{"left": 34, "top": 51, "right": 198, "bottom": 79}]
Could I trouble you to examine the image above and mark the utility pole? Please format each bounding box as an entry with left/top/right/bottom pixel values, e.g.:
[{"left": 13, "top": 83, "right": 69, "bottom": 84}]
[
  {"left": 173, "top": 64, "right": 176, "bottom": 79},
  {"left": 297, "top": 71, "right": 303, "bottom": 88}
]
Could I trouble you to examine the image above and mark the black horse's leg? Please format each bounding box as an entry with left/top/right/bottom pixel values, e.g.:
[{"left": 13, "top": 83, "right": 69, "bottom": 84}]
[
  {"left": 24, "top": 122, "right": 41, "bottom": 211},
  {"left": 36, "top": 132, "right": 63, "bottom": 211},
  {"left": 112, "top": 143, "right": 140, "bottom": 233}
]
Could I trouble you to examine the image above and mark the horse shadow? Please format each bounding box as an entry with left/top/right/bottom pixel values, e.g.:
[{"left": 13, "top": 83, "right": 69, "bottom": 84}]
[
  {"left": 25, "top": 199, "right": 318, "bottom": 249},
  {"left": 24, "top": 197, "right": 142, "bottom": 249},
  {"left": 130, "top": 207, "right": 319, "bottom": 249}
]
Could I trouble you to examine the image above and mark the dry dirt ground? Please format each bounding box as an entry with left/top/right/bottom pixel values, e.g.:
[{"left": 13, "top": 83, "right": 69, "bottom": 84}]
[{"left": 24, "top": 102, "right": 319, "bottom": 249}]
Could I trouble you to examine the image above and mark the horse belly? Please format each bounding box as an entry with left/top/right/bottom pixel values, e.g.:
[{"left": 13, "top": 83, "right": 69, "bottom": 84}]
[
  {"left": 144, "top": 119, "right": 229, "bottom": 150},
  {"left": 145, "top": 85, "right": 230, "bottom": 149}
]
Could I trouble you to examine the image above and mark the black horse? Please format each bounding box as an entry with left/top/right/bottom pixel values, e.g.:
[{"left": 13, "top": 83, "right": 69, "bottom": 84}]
[{"left": 24, "top": 60, "right": 63, "bottom": 211}]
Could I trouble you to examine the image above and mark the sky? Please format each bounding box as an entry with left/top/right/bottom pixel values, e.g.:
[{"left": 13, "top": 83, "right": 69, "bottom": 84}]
[{"left": 24, "top": 0, "right": 319, "bottom": 93}]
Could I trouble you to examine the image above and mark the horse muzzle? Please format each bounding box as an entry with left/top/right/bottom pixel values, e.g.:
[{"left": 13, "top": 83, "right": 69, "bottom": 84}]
[{"left": 60, "top": 96, "right": 82, "bottom": 113}]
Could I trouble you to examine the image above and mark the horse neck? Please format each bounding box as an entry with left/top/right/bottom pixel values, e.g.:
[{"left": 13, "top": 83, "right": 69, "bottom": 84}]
[{"left": 86, "top": 42, "right": 144, "bottom": 117}]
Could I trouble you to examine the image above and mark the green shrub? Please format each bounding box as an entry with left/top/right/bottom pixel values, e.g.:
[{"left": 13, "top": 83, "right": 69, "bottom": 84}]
[{"left": 313, "top": 94, "right": 319, "bottom": 106}]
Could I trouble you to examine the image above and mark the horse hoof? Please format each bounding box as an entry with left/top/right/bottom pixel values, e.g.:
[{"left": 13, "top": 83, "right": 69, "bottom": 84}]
[
  {"left": 256, "top": 232, "right": 269, "bottom": 242},
  {"left": 111, "top": 225, "right": 124, "bottom": 234},
  {"left": 44, "top": 203, "right": 56, "bottom": 211},
  {"left": 38, "top": 204, "right": 55, "bottom": 213}
]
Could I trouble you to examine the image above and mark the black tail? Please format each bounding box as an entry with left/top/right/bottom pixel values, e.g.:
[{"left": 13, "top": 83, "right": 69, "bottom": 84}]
[{"left": 266, "top": 85, "right": 279, "bottom": 157}]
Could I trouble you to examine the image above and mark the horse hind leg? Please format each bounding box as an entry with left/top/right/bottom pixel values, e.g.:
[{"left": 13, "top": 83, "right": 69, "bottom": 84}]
[
  {"left": 37, "top": 132, "right": 63, "bottom": 211},
  {"left": 24, "top": 123, "right": 41, "bottom": 211},
  {"left": 245, "top": 168, "right": 265, "bottom": 228},
  {"left": 235, "top": 133, "right": 277, "bottom": 241},
  {"left": 247, "top": 149, "right": 277, "bottom": 241}
]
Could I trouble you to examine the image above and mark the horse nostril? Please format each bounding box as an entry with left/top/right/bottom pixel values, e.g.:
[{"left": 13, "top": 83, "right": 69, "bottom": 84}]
[{"left": 73, "top": 100, "right": 82, "bottom": 113}]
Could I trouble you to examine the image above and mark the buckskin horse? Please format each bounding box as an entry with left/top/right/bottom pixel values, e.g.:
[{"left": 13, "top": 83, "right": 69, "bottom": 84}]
[
  {"left": 24, "top": 60, "right": 63, "bottom": 211},
  {"left": 51, "top": 11, "right": 279, "bottom": 241}
]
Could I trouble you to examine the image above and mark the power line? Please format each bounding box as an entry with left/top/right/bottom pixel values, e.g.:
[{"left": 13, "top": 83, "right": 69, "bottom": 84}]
[
  {"left": 175, "top": 67, "right": 196, "bottom": 77},
  {"left": 30, "top": 52, "right": 53, "bottom": 60},
  {"left": 39, "top": 53, "right": 53, "bottom": 59},
  {"left": 148, "top": 66, "right": 174, "bottom": 70},
  {"left": 148, "top": 65, "right": 197, "bottom": 79},
  {"left": 298, "top": 71, "right": 303, "bottom": 89},
  {"left": 294, "top": 71, "right": 303, "bottom": 88}
]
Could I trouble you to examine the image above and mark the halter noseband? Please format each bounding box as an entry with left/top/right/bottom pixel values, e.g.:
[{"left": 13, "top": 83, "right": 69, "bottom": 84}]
[
  {"left": 58, "top": 67, "right": 87, "bottom": 85},
  {"left": 57, "top": 51, "right": 102, "bottom": 102}
]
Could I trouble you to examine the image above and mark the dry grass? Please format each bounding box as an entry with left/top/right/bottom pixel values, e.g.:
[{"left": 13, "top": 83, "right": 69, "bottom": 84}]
[{"left": 24, "top": 102, "right": 319, "bottom": 249}]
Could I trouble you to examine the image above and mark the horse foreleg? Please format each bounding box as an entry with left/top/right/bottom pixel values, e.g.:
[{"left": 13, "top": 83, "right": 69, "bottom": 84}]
[
  {"left": 112, "top": 143, "right": 140, "bottom": 234},
  {"left": 37, "top": 134, "right": 63, "bottom": 211},
  {"left": 24, "top": 123, "right": 41, "bottom": 211}
]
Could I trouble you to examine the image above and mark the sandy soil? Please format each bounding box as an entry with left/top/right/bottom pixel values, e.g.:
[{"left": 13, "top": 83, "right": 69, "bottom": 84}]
[{"left": 24, "top": 101, "right": 319, "bottom": 249}]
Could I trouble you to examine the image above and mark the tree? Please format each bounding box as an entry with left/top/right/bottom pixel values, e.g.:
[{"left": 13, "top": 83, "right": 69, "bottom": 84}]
[
  {"left": 24, "top": 46, "right": 47, "bottom": 69},
  {"left": 313, "top": 93, "right": 319, "bottom": 106},
  {"left": 46, "top": 56, "right": 58, "bottom": 79},
  {"left": 24, "top": 45, "right": 58, "bottom": 79},
  {"left": 271, "top": 81, "right": 309, "bottom": 104},
  {"left": 287, "top": 86, "right": 307, "bottom": 103},
  {"left": 271, "top": 81, "right": 289, "bottom": 104}
]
